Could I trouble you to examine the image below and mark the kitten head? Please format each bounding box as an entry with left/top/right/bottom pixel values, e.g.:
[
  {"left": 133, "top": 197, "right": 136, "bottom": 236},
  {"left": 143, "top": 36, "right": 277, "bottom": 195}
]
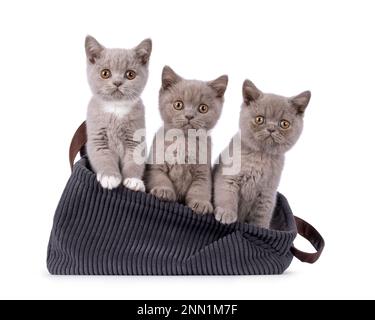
[
  {"left": 85, "top": 35, "right": 152, "bottom": 101},
  {"left": 240, "top": 80, "right": 311, "bottom": 154},
  {"left": 159, "top": 66, "right": 228, "bottom": 131}
]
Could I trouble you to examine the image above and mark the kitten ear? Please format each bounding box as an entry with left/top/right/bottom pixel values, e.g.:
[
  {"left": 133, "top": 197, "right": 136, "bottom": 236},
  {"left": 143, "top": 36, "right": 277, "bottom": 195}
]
[
  {"left": 290, "top": 91, "right": 311, "bottom": 115},
  {"left": 161, "top": 66, "right": 182, "bottom": 90},
  {"left": 135, "top": 38, "right": 152, "bottom": 65},
  {"left": 208, "top": 75, "right": 228, "bottom": 98},
  {"left": 85, "top": 35, "right": 105, "bottom": 64},
  {"left": 242, "top": 80, "right": 263, "bottom": 105}
]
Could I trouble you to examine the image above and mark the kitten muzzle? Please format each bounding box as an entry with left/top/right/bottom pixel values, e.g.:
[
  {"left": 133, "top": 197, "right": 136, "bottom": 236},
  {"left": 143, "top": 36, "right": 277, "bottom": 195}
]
[{"left": 111, "top": 89, "right": 125, "bottom": 98}]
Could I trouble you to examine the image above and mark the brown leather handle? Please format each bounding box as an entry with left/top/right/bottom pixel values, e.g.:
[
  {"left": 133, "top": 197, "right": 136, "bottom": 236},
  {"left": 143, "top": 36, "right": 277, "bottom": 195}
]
[
  {"left": 69, "top": 121, "right": 87, "bottom": 171},
  {"left": 291, "top": 216, "right": 325, "bottom": 263}
]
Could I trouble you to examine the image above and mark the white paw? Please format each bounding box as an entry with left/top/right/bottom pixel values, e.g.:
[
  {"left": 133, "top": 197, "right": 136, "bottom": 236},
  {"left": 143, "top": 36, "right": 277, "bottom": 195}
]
[
  {"left": 97, "top": 173, "right": 122, "bottom": 190},
  {"left": 187, "top": 200, "right": 213, "bottom": 215},
  {"left": 123, "top": 178, "right": 145, "bottom": 192},
  {"left": 215, "top": 207, "right": 238, "bottom": 224}
]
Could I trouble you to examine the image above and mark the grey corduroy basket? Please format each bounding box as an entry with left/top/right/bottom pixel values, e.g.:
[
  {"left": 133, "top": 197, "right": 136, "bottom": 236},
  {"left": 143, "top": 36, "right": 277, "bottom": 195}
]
[{"left": 47, "top": 122, "right": 324, "bottom": 275}]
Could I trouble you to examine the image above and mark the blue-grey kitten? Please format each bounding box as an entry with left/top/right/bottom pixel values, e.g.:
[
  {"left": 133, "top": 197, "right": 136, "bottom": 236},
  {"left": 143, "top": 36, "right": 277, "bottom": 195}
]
[
  {"left": 214, "top": 80, "right": 311, "bottom": 228},
  {"left": 146, "top": 66, "right": 228, "bottom": 214},
  {"left": 85, "top": 36, "right": 152, "bottom": 190}
]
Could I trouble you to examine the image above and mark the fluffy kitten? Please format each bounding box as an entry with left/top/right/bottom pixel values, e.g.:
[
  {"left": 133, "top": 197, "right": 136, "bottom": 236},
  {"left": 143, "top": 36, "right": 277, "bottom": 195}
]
[
  {"left": 85, "top": 36, "right": 152, "bottom": 191},
  {"left": 145, "top": 66, "right": 228, "bottom": 214},
  {"left": 214, "top": 80, "right": 311, "bottom": 228}
]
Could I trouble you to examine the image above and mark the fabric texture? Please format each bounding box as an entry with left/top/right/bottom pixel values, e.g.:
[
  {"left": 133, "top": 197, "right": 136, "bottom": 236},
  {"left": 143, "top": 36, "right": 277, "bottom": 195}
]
[{"left": 47, "top": 157, "right": 298, "bottom": 275}]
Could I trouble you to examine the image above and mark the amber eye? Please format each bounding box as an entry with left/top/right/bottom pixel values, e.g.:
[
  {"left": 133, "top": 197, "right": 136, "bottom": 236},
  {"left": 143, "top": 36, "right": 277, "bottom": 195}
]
[
  {"left": 255, "top": 116, "right": 265, "bottom": 125},
  {"left": 100, "top": 69, "right": 112, "bottom": 79},
  {"left": 280, "top": 120, "right": 290, "bottom": 129},
  {"left": 198, "top": 104, "right": 209, "bottom": 114},
  {"left": 125, "top": 70, "right": 136, "bottom": 80},
  {"left": 173, "top": 100, "right": 184, "bottom": 110}
]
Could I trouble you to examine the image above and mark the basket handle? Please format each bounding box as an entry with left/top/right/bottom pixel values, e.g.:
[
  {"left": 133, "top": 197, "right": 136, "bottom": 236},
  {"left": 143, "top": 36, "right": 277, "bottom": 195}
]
[
  {"left": 291, "top": 216, "right": 325, "bottom": 263},
  {"left": 69, "top": 121, "right": 87, "bottom": 171}
]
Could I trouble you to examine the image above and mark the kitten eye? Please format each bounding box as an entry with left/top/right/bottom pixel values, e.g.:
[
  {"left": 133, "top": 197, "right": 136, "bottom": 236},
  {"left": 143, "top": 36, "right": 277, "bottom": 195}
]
[
  {"left": 254, "top": 116, "right": 265, "bottom": 125},
  {"left": 125, "top": 70, "right": 137, "bottom": 80},
  {"left": 100, "top": 69, "right": 112, "bottom": 79},
  {"left": 173, "top": 100, "right": 184, "bottom": 110},
  {"left": 198, "top": 104, "right": 209, "bottom": 113},
  {"left": 279, "top": 120, "right": 290, "bottom": 129}
]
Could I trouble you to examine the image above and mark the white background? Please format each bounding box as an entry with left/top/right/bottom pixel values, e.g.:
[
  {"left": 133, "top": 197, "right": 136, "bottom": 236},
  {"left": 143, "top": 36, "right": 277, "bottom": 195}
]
[{"left": 0, "top": 0, "right": 374, "bottom": 300}]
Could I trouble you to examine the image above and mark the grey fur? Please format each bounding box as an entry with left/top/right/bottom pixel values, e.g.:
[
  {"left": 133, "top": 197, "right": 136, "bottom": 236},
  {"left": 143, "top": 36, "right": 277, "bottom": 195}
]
[
  {"left": 214, "top": 80, "right": 311, "bottom": 228},
  {"left": 145, "top": 66, "right": 228, "bottom": 214},
  {"left": 85, "top": 36, "right": 152, "bottom": 190}
]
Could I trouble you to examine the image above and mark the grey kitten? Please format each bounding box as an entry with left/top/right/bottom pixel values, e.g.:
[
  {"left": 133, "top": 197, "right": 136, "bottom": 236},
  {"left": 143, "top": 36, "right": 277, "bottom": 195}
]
[
  {"left": 85, "top": 35, "right": 152, "bottom": 191},
  {"left": 214, "top": 80, "right": 311, "bottom": 228},
  {"left": 145, "top": 66, "right": 228, "bottom": 214}
]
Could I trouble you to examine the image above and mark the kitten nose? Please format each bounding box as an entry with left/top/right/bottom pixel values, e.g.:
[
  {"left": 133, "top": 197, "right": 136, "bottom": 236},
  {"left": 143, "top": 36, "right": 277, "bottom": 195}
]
[
  {"left": 113, "top": 81, "right": 123, "bottom": 87},
  {"left": 267, "top": 128, "right": 276, "bottom": 133},
  {"left": 185, "top": 115, "right": 194, "bottom": 120}
]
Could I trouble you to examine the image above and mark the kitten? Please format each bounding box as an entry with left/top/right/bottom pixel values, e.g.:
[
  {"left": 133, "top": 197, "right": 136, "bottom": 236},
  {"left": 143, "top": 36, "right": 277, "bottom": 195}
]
[
  {"left": 214, "top": 80, "right": 311, "bottom": 228},
  {"left": 85, "top": 35, "right": 152, "bottom": 191},
  {"left": 145, "top": 66, "right": 228, "bottom": 214}
]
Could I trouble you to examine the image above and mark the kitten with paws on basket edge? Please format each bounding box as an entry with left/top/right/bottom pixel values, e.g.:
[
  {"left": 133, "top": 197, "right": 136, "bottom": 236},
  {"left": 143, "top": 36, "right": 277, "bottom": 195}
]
[
  {"left": 214, "top": 80, "right": 311, "bottom": 228},
  {"left": 85, "top": 36, "right": 152, "bottom": 191},
  {"left": 145, "top": 66, "right": 228, "bottom": 214}
]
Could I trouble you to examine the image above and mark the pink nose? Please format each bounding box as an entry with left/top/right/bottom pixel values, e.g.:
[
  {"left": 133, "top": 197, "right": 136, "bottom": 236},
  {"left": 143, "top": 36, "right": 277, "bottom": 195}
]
[{"left": 113, "top": 81, "right": 123, "bottom": 87}]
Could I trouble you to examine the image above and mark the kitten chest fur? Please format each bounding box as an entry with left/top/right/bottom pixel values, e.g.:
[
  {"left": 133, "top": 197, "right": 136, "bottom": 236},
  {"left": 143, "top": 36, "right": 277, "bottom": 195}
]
[
  {"left": 165, "top": 135, "right": 211, "bottom": 201},
  {"left": 167, "top": 164, "right": 193, "bottom": 200},
  {"left": 87, "top": 97, "right": 145, "bottom": 162},
  {"left": 237, "top": 151, "right": 284, "bottom": 219},
  {"left": 102, "top": 99, "right": 139, "bottom": 118}
]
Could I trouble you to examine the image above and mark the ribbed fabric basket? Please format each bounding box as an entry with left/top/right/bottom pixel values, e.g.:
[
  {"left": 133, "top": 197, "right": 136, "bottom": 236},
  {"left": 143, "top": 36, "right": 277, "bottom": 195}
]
[{"left": 47, "top": 157, "right": 299, "bottom": 275}]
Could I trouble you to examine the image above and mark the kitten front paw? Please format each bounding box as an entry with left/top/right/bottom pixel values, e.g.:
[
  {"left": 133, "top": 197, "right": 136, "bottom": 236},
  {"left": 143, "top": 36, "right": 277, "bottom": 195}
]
[
  {"left": 187, "top": 200, "right": 213, "bottom": 215},
  {"left": 215, "top": 207, "right": 238, "bottom": 224},
  {"left": 97, "top": 173, "right": 122, "bottom": 190},
  {"left": 123, "top": 178, "right": 145, "bottom": 192},
  {"left": 150, "top": 187, "right": 176, "bottom": 202}
]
